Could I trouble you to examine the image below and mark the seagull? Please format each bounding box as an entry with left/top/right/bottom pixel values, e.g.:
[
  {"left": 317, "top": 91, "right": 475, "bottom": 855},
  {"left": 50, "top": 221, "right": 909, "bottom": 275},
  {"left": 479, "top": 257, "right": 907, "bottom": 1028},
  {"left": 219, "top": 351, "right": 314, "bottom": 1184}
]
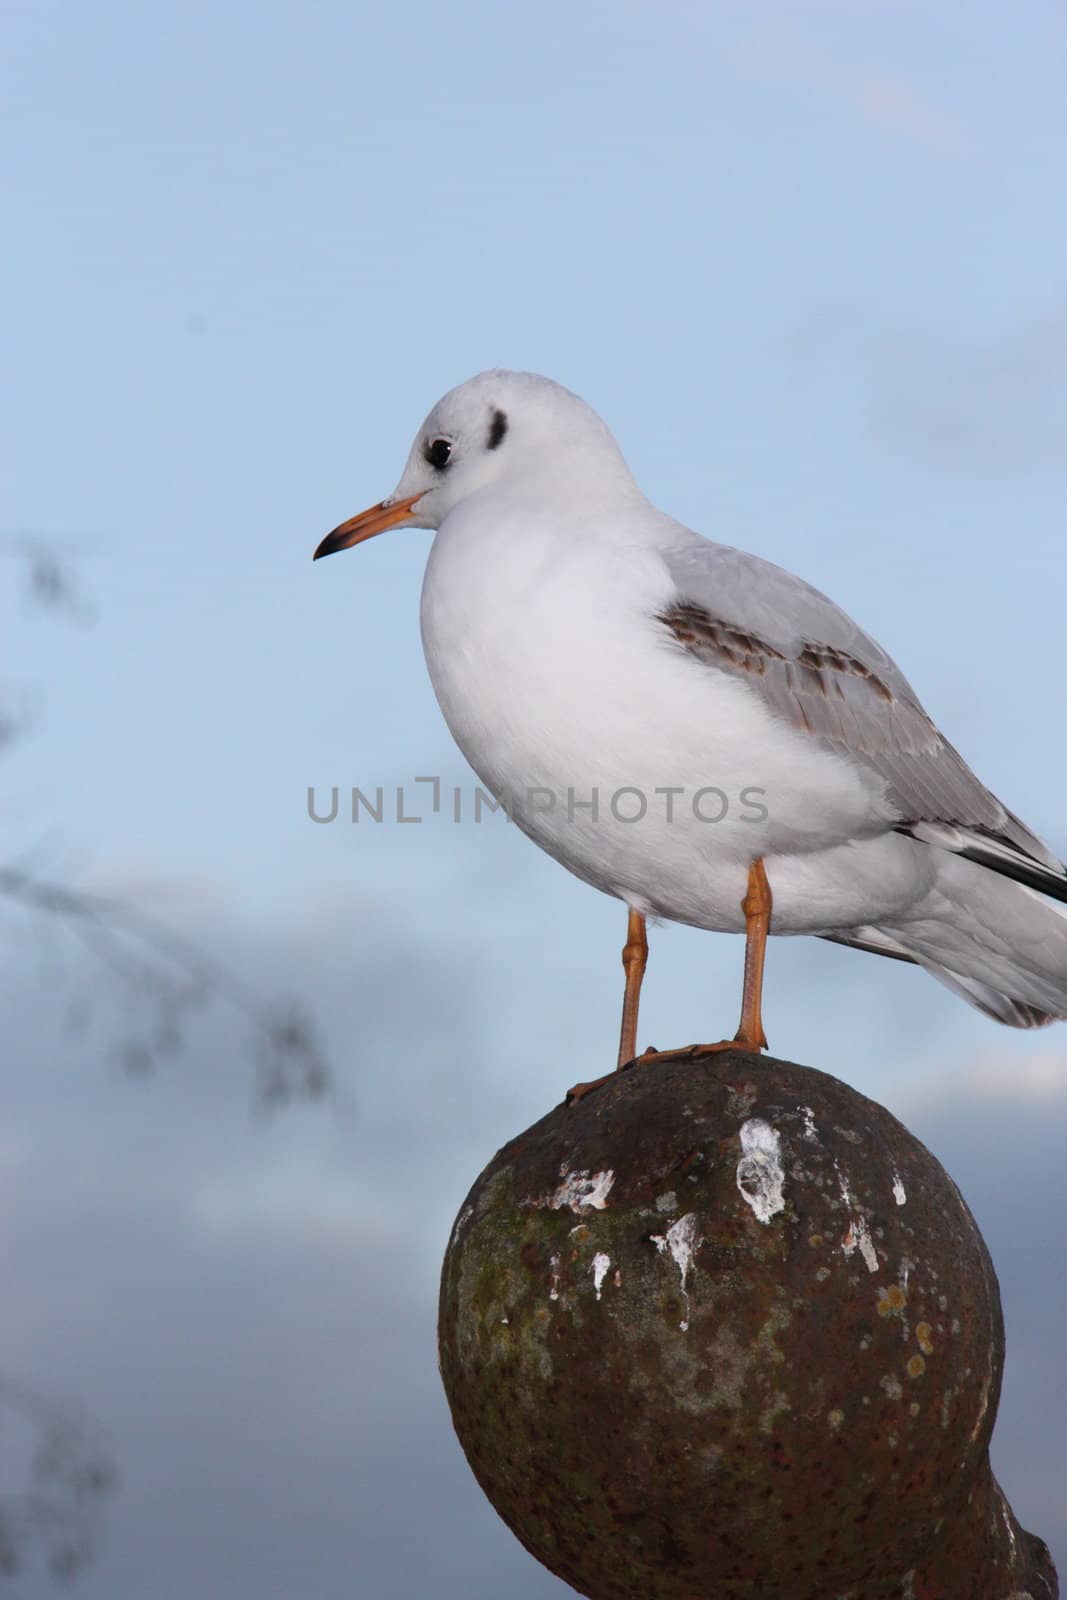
[{"left": 314, "top": 370, "right": 1067, "bottom": 1099}]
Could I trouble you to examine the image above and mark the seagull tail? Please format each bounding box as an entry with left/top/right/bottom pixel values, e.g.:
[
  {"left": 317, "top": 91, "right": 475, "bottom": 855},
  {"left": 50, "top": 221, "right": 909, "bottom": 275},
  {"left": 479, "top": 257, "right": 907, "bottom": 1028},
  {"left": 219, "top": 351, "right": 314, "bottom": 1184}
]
[
  {"left": 917, "top": 966, "right": 1059, "bottom": 1030},
  {"left": 834, "top": 851, "right": 1067, "bottom": 1029}
]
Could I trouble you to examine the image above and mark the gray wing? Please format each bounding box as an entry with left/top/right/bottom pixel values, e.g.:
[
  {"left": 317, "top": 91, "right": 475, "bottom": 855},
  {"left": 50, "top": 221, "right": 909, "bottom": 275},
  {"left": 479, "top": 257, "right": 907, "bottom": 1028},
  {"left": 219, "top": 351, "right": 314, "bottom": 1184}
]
[{"left": 660, "top": 539, "right": 1066, "bottom": 891}]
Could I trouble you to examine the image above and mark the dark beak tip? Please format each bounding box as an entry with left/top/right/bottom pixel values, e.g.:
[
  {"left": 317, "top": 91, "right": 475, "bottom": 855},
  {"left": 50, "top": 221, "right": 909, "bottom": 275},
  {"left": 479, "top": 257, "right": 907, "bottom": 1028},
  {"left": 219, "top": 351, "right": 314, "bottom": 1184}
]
[{"left": 312, "top": 530, "right": 346, "bottom": 561}]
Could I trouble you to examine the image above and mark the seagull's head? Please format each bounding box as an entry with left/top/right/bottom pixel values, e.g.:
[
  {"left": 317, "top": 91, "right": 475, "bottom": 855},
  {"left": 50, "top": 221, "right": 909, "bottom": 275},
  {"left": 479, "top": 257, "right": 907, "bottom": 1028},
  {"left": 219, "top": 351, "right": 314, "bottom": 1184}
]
[{"left": 313, "top": 370, "right": 637, "bottom": 560}]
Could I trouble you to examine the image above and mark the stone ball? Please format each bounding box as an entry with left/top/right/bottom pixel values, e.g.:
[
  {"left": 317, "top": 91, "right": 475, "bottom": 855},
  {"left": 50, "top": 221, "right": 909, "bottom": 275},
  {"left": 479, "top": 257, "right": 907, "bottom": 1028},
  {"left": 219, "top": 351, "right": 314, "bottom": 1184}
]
[{"left": 438, "top": 1052, "right": 1057, "bottom": 1600}]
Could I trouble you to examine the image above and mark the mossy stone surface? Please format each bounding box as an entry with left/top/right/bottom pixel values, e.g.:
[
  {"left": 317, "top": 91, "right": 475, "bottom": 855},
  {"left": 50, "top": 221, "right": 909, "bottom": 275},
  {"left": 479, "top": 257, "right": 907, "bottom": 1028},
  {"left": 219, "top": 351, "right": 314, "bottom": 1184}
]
[{"left": 438, "top": 1051, "right": 1057, "bottom": 1600}]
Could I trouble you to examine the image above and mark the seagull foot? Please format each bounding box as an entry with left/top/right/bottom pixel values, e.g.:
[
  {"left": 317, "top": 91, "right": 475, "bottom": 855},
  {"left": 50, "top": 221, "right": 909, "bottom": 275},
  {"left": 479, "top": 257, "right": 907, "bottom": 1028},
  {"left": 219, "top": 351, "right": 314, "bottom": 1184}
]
[
  {"left": 641, "top": 1032, "right": 768, "bottom": 1064},
  {"left": 565, "top": 1047, "right": 661, "bottom": 1106},
  {"left": 566, "top": 1036, "right": 767, "bottom": 1106}
]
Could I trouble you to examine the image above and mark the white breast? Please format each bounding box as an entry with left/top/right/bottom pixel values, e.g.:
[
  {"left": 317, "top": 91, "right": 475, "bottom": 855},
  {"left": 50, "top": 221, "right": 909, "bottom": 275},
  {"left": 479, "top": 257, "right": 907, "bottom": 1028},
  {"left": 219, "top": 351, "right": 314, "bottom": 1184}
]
[{"left": 419, "top": 499, "right": 893, "bottom": 931}]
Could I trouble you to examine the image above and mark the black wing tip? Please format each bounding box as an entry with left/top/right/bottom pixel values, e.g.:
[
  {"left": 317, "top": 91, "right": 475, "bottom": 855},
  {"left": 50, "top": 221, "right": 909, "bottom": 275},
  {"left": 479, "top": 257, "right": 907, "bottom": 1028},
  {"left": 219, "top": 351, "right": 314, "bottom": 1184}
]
[
  {"left": 897, "top": 821, "right": 1067, "bottom": 905},
  {"left": 957, "top": 846, "right": 1067, "bottom": 904}
]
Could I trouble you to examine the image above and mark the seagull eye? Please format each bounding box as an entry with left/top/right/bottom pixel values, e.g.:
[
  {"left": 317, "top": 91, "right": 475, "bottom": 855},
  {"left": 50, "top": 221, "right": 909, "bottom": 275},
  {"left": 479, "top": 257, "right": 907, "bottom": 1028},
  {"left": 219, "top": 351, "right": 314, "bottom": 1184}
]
[{"left": 425, "top": 437, "right": 453, "bottom": 471}]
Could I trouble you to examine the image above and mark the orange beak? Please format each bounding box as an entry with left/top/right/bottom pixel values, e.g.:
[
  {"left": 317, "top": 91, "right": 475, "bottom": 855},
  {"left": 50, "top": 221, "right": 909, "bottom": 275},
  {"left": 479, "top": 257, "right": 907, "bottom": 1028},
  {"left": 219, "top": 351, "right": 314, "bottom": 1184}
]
[{"left": 313, "top": 492, "right": 423, "bottom": 561}]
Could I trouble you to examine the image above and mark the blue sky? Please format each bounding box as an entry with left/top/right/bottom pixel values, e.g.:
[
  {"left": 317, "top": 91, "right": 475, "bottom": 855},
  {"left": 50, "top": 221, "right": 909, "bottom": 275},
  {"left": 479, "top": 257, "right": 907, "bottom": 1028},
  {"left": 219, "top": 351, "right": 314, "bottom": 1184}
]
[{"left": 3, "top": 0, "right": 1066, "bottom": 1591}]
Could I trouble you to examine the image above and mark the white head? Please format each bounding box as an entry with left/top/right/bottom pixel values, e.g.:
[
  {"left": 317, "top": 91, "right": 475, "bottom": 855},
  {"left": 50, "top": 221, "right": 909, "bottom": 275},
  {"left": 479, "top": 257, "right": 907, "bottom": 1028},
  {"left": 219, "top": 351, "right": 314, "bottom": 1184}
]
[{"left": 313, "top": 370, "right": 640, "bottom": 560}]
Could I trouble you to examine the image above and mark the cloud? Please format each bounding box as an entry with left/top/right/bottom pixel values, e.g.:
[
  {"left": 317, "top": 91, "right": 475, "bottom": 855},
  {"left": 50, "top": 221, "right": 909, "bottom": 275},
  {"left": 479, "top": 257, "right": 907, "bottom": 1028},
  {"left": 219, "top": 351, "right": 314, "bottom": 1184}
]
[
  {"left": 3, "top": 879, "right": 1064, "bottom": 1595},
  {"left": 727, "top": 24, "right": 967, "bottom": 156},
  {"left": 869, "top": 306, "right": 1067, "bottom": 476},
  {"left": 2, "top": 883, "right": 575, "bottom": 1600},
  {"left": 903, "top": 1070, "right": 1067, "bottom": 1565},
  {"left": 775, "top": 298, "right": 1067, "bottom": 481},
  {"left": 615, "top": 0, "right": 969, "bottom": 155},
  {"left": 903, "top": 1049, "right": 1067, "bottom": 1114}
]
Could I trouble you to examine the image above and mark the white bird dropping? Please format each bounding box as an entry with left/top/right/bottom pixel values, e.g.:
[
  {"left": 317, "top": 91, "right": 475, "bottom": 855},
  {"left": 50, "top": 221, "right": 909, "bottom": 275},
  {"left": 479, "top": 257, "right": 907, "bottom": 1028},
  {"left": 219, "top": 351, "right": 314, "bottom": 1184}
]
[
  {"left": 651, "top": 1212, "right": 703, "bottom": 1331},
  {"left": 736, "top": 1119, "right": 786, "bottom": 1224}
]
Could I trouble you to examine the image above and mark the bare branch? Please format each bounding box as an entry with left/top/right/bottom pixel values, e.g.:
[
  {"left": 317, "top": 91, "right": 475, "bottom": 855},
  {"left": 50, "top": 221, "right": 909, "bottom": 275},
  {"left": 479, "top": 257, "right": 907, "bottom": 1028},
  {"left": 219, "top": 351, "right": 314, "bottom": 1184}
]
[
  {"left": 0, "top": 865, "right": 332, "bottom": 1109},
  {"left": 0, "top": 1377, "right": 117, "bottom": 1581},
  {"left": 1, "top": 536, "right": 96, "bottom": 624}
]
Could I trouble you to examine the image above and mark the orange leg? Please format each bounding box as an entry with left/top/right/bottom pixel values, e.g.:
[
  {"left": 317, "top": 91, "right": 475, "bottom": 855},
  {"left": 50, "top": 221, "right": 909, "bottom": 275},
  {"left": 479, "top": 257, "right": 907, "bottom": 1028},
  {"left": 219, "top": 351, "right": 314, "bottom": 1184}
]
[
  {"left": 733, "top": 857, "right": 771, "bottom": 1050},
  {"left": 617, "top": 908, "right": 649, "bottom": 1068},
  {"left": 566, "top": 864, "right": 772, "bottom": 1106},
  {"left": 645, "top": 857, "right": 772, "bottom": 1062},
  {"left": 567, "top": 908, "right": 650, "bottom": 1104}
]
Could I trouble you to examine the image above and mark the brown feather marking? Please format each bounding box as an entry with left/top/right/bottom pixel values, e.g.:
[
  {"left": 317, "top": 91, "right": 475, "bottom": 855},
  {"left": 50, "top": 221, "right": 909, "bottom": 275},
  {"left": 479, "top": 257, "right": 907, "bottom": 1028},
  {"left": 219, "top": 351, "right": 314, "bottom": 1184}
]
[{"left": 658, "top": 602, "right": 897, "bottom": 704}]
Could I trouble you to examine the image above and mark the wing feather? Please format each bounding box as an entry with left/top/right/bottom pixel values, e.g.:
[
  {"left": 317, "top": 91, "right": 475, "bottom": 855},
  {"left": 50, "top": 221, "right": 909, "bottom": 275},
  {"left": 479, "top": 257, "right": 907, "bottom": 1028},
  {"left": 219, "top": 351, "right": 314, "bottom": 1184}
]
[{"left": 660, "top": 539, "right": 1066, "bottom": 891}]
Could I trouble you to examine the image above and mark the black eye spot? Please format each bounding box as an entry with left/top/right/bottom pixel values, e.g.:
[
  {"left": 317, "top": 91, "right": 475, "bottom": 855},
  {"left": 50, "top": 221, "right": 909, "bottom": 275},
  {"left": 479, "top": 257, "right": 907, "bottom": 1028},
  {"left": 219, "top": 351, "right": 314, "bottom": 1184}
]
[
  {"left": 487, "top": 409, "right": 508, "bottom": 450},
  {"left": 424, "top": 437, "right": 452, "bottom": 471}
]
